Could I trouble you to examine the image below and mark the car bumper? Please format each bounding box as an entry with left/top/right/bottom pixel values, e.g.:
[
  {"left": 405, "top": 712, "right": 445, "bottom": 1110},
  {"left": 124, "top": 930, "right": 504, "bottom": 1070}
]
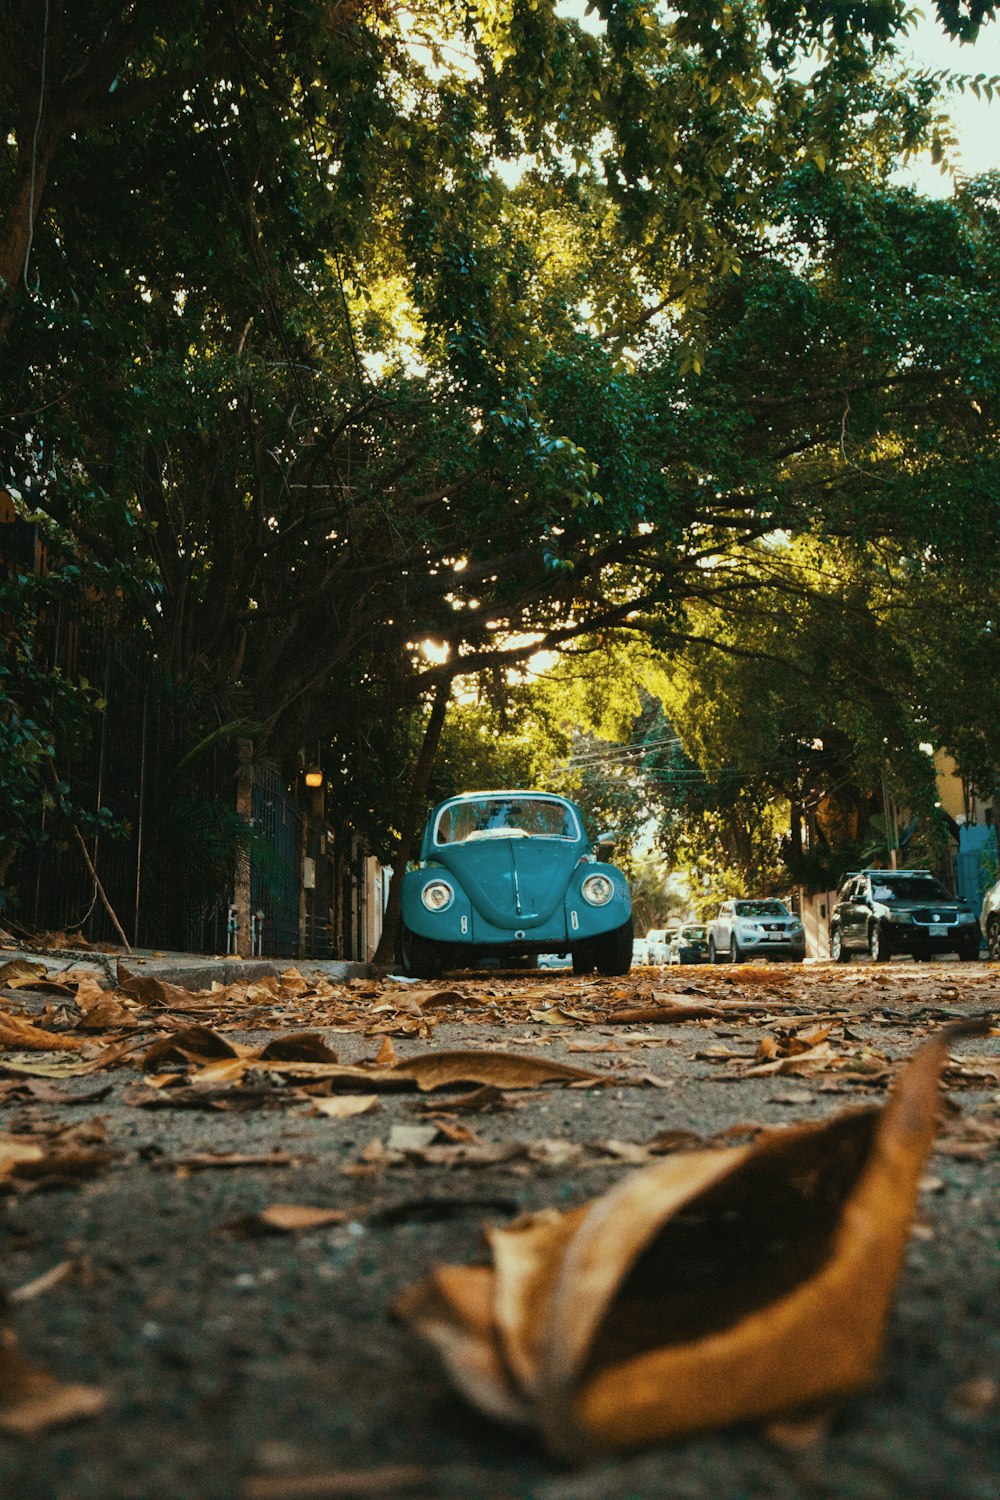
[
  {"left": 886, "top": 923, "right": 980, "bottom": 953},
  {"left": 739, "top": 937, "right": 806, "bottom": 959}
]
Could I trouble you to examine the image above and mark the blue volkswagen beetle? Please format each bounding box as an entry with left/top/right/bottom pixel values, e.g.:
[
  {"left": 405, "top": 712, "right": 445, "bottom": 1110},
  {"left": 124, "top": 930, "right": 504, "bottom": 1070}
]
[{"left": 400, "top": 790, "right": 633, "bottom": 978}]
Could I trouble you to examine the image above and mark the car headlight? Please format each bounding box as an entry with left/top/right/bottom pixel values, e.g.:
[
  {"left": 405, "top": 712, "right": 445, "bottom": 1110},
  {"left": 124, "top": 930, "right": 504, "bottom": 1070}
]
[
  {"left": 581, "top": 873, "right": 614, "bottom": 906},
  {"left": 421, "top": 880, "right": 454, "bottom": 912},
  {"left": 959, "top": 911, "right": 977, "bottom": 924},
  {"left": 887, "top": 911, "right": 913, "bottom": 924}
]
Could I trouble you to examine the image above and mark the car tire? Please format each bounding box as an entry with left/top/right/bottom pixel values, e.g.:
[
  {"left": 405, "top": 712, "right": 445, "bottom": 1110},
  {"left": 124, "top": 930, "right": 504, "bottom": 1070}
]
[
  {"left": 729, "top": 934, "right": 743, "bottom": 964},
  {"left": 868, "top": 923, "right": 891, "bottom": 963},
  {"left": 708, "top": 936, "right": 719, "bottom": 965},
  {"left": 401, "top": 924, "right": 444, "bottom": 980},
  {"left": 571, "top": 946, "right": 595, "bottom": 975},
  {"left": 987, "top": 915, "right": 1000, "bottom": 962},
  {"left": 830, "top": 926, "right": 849, "bottom": 963},
  {"left": 594, "top": 918, "right": 634, "bottom": 977},
  {"left": 958, "top": 942, "right": 981, "bottom": 962}
]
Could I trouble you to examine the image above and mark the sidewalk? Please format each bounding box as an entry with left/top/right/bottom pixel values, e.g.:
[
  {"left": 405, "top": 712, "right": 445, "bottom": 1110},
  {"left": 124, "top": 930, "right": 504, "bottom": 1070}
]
[{"left": 0, "top": 934, "right": 373, "bottom": 987}]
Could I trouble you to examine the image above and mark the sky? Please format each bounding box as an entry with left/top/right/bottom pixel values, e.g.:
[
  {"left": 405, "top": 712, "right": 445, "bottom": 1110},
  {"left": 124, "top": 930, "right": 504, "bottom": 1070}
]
[
  {"left": 901, "top": 11, "right": 1000, "bottom": 191},
  {"left": 553, "top": 2, "right": 999, "bottom": 191}
]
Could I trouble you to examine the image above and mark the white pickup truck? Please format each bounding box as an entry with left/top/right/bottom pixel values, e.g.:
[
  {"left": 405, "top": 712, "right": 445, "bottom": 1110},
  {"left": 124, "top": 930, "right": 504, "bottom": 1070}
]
[{"left": 707, "top": 898, "right": 805, "bottom": 963}]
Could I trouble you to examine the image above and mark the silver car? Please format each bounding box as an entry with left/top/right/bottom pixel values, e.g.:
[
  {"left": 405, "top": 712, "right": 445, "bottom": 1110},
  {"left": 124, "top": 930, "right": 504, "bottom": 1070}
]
[{"left": 707, "top": 898, "right": 805, "bottom": 963}]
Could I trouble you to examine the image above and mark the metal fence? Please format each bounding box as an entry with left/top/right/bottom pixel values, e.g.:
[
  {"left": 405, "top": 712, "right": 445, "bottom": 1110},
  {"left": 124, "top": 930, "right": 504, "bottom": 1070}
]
[{"left": 6, "top": 586, "right": 373, "bottom": 959}]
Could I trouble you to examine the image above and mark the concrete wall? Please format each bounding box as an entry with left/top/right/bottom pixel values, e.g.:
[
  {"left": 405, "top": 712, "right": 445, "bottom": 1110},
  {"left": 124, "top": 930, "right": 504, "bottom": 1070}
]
[{"left": 797, "top": 888, "right": 839, "bottom": 960}]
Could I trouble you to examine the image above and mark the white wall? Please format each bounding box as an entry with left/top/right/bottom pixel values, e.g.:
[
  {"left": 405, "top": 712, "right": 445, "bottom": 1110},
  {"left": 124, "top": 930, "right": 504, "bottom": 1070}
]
[{"left": 797, "top": 888, "right": 838, "bottom": 960}]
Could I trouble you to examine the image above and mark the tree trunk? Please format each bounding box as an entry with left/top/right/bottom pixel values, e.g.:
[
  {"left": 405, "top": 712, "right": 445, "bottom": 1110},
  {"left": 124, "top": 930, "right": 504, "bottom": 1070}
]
[
  {"left": 0, "top": 133, "right": 57, "bottom": 338},
  {"left": 233, "top": 739, "right": 254, "bottom": 958},
  {"left": 373, "top": 677, "right": 452, "bottom": 968}
]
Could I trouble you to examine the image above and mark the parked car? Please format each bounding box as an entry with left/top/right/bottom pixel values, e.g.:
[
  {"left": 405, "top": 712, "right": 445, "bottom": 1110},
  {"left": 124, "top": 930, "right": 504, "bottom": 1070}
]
[
  {"left": 830, "top": 869, "right": 981, "bottom": 962},
  {"left": 981, "top": 877, "right": 1000, "bottom": 961},
  {"left": 632, "top": 936, "right": 650, "bottom": 965},
  {"left": 400, "top": 790, "right": 633, "bottom": 978},
  {"left": 707, "top": 899, "right": 805, "bottom": 963},
  {"left": 666, "top": 923, "right": 709, "bottom": 964},
  {"left": 645, "top": 928, "right": 671, "bottom": 964}
]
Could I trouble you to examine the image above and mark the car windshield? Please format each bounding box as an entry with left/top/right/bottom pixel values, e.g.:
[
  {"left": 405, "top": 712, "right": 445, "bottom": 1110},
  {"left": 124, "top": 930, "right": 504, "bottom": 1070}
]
[
  {"left": 435, "top": 797, "right": 578, "bottom": 844},
  {"left": 734, "top": 900, "right": 788, "bottom": 917},
  {"left": 870, "top": 875, "right": 951, "bottom": 902},
  {"left": 680, "top": 926, "right": 706, "bottom": 939}
]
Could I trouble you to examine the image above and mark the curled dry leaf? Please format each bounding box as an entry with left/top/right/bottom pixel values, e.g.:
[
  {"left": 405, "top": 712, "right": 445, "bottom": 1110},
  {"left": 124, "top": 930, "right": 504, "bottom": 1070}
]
[
  {"left": 0, "top": 960, "right": 50, "bottom": 988},
  {"left": 608, "top": 1004, "right": 721, "bottom": 1025},
  {"left": 0, "top": 1046, "right": 131, "bottom": 1078},
  {"left": 308, "top": 1094, "right": 378, "bottom": 1119},
  {"left": 0, "top": 1013, "right": 85, "bottom": 1052},
  {"left": 0, "top": 1132, "right": 113, "bottom": 1186},
  {"left": 141, "top": 1026, "right": 248, "bottom": 1070},
  {"left": 395, "top": 1025, "right": 981, "bottom": 1456},
  {"left": 221, "top": 1203, "right": 348, "bottom": 1237},
  {"left": 398, "top": 1051, "right": 606, "bottom": 1093},
  {"left": 257, "top": 1033, "right": 339, "bottom": 1063}
]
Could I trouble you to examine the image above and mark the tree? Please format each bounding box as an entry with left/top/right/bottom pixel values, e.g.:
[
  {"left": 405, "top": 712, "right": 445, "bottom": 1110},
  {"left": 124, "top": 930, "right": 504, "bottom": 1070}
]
[
  {"left": 0, "top": 566, "right": 121, "bottom": 917},
  {"left": 3, "top": 0, "right": 999, "bottom": 940}
]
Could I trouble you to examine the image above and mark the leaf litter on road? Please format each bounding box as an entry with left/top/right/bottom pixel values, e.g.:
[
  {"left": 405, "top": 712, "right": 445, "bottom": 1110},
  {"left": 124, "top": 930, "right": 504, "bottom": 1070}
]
[{"left": 0, "top": 951, "right": 996, "bottom": 1475}]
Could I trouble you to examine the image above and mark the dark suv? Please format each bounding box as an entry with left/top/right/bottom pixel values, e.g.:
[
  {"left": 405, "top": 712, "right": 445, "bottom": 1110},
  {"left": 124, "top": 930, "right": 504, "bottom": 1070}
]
[{"left": 829, "top": 869, "right": 981, "bottom": 963}]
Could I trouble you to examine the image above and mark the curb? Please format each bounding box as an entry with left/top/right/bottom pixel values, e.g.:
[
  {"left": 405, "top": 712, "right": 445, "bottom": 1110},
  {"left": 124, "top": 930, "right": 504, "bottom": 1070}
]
[{"left": 1, "top": 946, "right": 375, "bottom": 988}]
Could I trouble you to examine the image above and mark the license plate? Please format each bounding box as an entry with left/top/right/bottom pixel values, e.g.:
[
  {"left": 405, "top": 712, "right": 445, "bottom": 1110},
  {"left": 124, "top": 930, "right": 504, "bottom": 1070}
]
[{"left": 928, "top": 924, "right": 948, "bottom": 936}]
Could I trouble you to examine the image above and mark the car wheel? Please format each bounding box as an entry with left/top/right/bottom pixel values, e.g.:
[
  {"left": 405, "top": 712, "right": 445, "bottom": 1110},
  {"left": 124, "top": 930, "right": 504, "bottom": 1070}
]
[
  {"left": 868, "top": 923, "right": 891, "bottom": 963},
  {"left": 729, "top": 934, "right": 742, "bottom": 964},
  {"left": 959, "top": 942, "right": 981, "bottom": 963},
  {"left": 708, "top": 936, "right": 719, "bottom": 965},
  {"left": 571, "top": 946, "right": 595, "bottom": 975},
  {"left": 987, "top": 915, "right": 1000, "bottom": 961},
  {"left": 594, "top": 917, "right": 634, "bottom": 977},
  {"left": 401, "top": 924, "right": 444, "bottom": 980},
  {"left": 830, "top": 926, "right": 849, "bottom": 963}
]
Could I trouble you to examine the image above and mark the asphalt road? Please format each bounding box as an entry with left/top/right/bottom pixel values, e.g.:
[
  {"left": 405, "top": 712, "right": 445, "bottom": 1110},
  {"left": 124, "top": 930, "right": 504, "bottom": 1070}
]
[{"left": 1, "top": 957, "right": 997, "bottom": 1500}]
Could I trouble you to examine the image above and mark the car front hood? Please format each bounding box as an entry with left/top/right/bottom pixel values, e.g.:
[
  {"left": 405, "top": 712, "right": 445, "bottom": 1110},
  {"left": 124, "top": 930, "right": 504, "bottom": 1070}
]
[{"left": 434, "top": 838, "right": 579, "bottom": 929}]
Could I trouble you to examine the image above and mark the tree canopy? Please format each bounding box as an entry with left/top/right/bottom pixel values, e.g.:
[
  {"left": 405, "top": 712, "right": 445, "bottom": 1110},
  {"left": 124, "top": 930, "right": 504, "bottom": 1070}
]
[{"left": 2, "top": 0, "right": 999, "bottom": 921}]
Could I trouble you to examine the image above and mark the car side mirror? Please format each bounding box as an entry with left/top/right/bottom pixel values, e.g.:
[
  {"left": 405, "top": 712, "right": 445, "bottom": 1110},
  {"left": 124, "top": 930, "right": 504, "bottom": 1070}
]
[{"left": 594, "top": 832, "right": 616, "bottom": 860}]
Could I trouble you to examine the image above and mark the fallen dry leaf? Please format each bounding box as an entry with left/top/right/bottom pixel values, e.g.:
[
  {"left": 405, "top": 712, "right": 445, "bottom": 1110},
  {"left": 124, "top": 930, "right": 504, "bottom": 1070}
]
[
  {"left": 242, "top": 1464, "right": 431, "bottom": 1499},
  {"left": 395, "top": 1024, "right": 981, "bottom": 1456},
  {"left": 308, "top": 1094, "right": 379, "bottom": 1119},
  {"left": 0, "top": 1047, "right": 130, "bottom": 1078},
  {"left": 141, "top": 1026, "right": 249, "bottom": 1070},
  {"left": 158, "top": 1150, "right": 301, "bottom": 1172},
  {"left": 9, "top": 1261, "right": 78, "bottom": 1304},
  {"left": 0, "top": 1012, "right": 85, "bottom": 1052},
  {"left": 0, "top": 960, "right": 50, "bottom": 988},
  {"left": 398, "top": 1050, "right": 607, "bottom": 1093},
  {"left": 222, "top": 1204, "right": 348, "bottom": 1237},
  {"left": 609, "top": 1004, "right": 721, "bottom": 1025},
  {"left": 0, "top": 1313, "right": 106, "bottom": 1438},
  {"left": 375, "top": 1036, "right": 399, "bottom": 1067},
  {"left": 0, "top": 1129, "right": 113, "bottom": 1187}
]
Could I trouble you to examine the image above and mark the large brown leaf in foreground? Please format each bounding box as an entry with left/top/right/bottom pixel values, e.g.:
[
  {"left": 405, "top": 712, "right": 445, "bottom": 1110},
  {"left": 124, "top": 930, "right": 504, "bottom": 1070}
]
[{"left": 396, "top": 1025, "right": 979, "bottom": 1456}]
